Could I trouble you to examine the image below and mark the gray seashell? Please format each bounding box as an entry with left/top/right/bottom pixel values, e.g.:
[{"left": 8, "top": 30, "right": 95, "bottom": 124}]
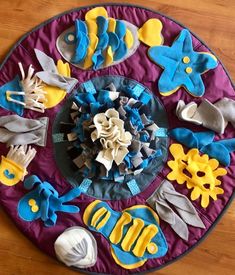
[{"left": 54, "top": 226, "right": 97, "bottom": 269}]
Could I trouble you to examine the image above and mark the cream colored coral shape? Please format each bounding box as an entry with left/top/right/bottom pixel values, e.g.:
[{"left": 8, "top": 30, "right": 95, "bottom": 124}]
[{"left": 90, "top": 108, "right": 132, "bottom": 171}]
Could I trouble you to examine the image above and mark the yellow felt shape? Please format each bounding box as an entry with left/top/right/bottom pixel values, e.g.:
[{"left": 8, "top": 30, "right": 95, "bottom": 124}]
[
  {"left": 109, "top": 212, "right": 132, "bottom": 244},
  {"left": 138, "top": 19, "right": 163, "bottom": 47},
  {"left": 96, "top": 211, "right": 111, "bottom": 230},
  {"left": 85, "top": 7, "right": 108, "bottom": 21},
  {"left": 108, "top": 18, "right": 116, "bottom": 32},
  {"left": 167, "top": 143, "right": 227, "bottom": 208},
  {"left": 124, "top": 29, "right": 134, "bottom": 49},
  {"left": 86, "top": 19, "right": 98, "bottom": 35},
  {"left": 0, "top": 156, "right": 25, "bottom": 186},
  {"left": 91, "top": 207, "right": 107, "bottom": 227},
  {"left": 132, "top": 224, "right": 158, "bottom": 257},
  {"left": 42, "top": 60, "right": 70, "bottom": 109},
  {"left": 83, "top": 33, "right": 99, "bottom": 69},
  {"left": 121, "top": 218, "right": 145, "bottom": 252},
  {"left": 105, "top": 46, "right": 114, "bottom": 66}
]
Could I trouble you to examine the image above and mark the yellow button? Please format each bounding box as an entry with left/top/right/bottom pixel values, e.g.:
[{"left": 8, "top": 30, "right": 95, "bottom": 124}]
[
  {"left": 185, "top": 67, "right": 193, "bottom": 74},
  {"left": 31, "top": 205, "right": 39, "bottom": 213},
  {"left": 28, "top": 199, "right": 36, "bottom": 206},
  {"left": 147, "top": 242, "right": 158, "bottom": 254},
  {"left": 183, "top": 56, "right": 190, "bottom": 64}
]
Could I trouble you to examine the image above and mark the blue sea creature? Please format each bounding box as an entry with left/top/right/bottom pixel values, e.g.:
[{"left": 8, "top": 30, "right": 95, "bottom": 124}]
[{"left": 18, "top": 175, "right": 81, "bottom": 226}]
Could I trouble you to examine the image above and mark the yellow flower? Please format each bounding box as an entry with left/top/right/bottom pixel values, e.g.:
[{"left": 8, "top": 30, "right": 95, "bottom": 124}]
[{"left": 167, "top": 144, "right": 227, "bottom": 208}]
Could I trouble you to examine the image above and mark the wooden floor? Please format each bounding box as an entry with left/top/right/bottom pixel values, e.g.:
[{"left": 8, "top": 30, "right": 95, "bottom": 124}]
[{"left": 0, "top": 0, "right": 234, "bottom": 274}]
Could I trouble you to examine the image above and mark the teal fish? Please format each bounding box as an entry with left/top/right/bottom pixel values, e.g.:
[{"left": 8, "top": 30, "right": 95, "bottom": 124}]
[{"left": 56, "top": 7, "right": 164, "bottom": 70}]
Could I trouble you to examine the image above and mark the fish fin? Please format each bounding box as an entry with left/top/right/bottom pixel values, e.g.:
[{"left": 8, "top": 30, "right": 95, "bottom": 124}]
[
  {"left": 138, "top": 19, "right": 163, "bottom": 47},
  {"left": 124, "top": 29, "right": 134, "bottom": 49},
  {"left": 85, "top": 7, "right": 108, "bottom": 21}
]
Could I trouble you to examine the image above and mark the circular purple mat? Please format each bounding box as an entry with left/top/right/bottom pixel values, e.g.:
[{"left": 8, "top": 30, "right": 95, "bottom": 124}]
[{"left": 0, "top": 4, "right": 234, "bottom": 275}]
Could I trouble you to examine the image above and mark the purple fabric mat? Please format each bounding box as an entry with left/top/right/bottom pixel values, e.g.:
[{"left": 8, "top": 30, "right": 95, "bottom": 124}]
[{"left": 0, "top": 4, "right": 234, "bottom": 275}]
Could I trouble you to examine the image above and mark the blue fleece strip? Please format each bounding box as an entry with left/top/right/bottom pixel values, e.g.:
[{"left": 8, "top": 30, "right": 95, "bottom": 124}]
[{"left": 126, "top": 179, "right": 140, "bottom": 196}]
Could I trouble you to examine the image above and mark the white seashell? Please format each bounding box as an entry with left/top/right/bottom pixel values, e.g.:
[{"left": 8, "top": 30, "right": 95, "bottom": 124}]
[{"left": 54, "top": 226, "right": 97, "bottom": 269}]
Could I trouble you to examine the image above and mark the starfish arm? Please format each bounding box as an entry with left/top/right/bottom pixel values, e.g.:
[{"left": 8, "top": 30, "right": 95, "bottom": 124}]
[
  {"left": 183, "top": 73, "right": 206, "bottom": 97},
  {"left": 193, "top": 52, "right": 218, "bottom": 74},
  {"left": 158, "top": 69, "right": 181, "bottom": 94},
  {"left": 148, "top": 46, "right": 179, "bottom": 70},
  {"left": 171, "top": 29, "right": 194, "bottom": 55}
]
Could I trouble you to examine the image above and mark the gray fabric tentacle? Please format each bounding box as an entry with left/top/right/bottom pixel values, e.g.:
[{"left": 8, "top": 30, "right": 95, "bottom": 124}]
[{"left": 147, "top": 179, "right": 205, "bottom": 241}]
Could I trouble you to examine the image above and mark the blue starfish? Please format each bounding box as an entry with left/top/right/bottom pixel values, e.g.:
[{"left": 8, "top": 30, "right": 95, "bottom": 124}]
[{"left": 148, "top": 29, "right": 218, "bottom": 97}]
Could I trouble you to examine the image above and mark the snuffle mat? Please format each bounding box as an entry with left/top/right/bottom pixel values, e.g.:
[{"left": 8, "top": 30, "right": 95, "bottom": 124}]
[{"left": 0, "top": 3, "right": 234, "bottom": 275}]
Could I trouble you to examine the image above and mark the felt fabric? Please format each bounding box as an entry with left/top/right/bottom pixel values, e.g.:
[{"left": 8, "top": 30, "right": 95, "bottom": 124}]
[
  {"left": 0, "top": 76, "right": 24, "bottom": 115},
  {"left": 167, "top": 143, "right": 227, "bottom": 208},
  {"left": 0, "top": 115, "right": 49, "bottom": 147},
  {"left": 18, "top": 175, "right": 81, "bottom": 226},
  {"left": 169, "top": 127, "right": 235, "bottom": 166},
  {"left": 18, "top": 63, "right": 47, "bottom": 113},
  {"left": 0, "top": 145, "right": 36, "bottom": 186},
  {"left": 148, "top": 29, "right": 218, "bottom": 97},
  {"left": 35, "top": 49, "right": 78, "bottom": 94},
  {"left": 54, "top": 226, "right": 97, "bottom": 268},
  {"left": 54, "top": 76, "right": 166, "bottom": 192},
  {"left": 138, "top": 19, "right": 163, "bottom": 47},
  {"left": 176, "top": 98, "right": 235, "bottom": 134},
  {"left": 56, "top": 7, "right": 142, "bottom": 70},
  {"left": 83, "top": 200, "right": 168, "bottom": 269},
  {"left": 147, "top": 180, "right": 205, "bottom": 240},
  {"left": 0, "top": 5, "right": 234, "bottom": 275}
]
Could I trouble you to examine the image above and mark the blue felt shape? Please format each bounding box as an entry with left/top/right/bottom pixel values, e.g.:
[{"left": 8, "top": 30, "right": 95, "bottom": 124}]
[
  {"left": 132, "top": 84, "right": 145, "bottom": 98},
  {"left": 18, "top": 175, "right": 81, "bottom": 227},
  {"left": 86, "top": 200, "right": 168, "bottom": 266},
  {"left": 79, "top": 179, "right": 92, "bottom": 193},
  {"left": 170, "top": 128, "right": 235, "bottom": 166},
  {"left": 115, "top": 20, "right": 126, "bottom": 39},
  {"left": 97, "top": 33, "right": 109, "bottom": 50},
  {"left": 92, "top": 50, "right": 105, "bottom": 70},
  {"left": 148, "top": 29, "right": 218, "bottom": 97},
  {"left": 139, "top": 91, "right": 152, "bottom": 104},
  {"left": 114, "top": 40, "right": 127, "bottom": 61},
  {"left": 0, "top": 76, "right": 24, "bottom": 116},
  {"left": 82, "top": 80, "right": 97, "bottom": 94},
  {"left": 90, "top": 102, "right": 101, "bottom": 114},
  {"left": 155, "top": 127, "right": 168, "bottom": 138},
  {"left": 169, "top": 128, "right": 214, "bottom": 148},
  {"left": 97, "top": 16, "right": 108, "bottom": 35},
  {"left": 3, "top": 169, "right": 15, "bottom": 179},
  {"left": 126, "top": 179, "right": 140, "bottom": 195},
  {"left": 201, "top": 139, "right": 235, "bottom": 166},
  {"left": 108, "top": 32, "right": 120, "bottom": 52},
  {"left": 76, "top": 19, "right": 88, "bottom": 34},
  {"left": 74, "top": 92, "right": 96, "bottom": 107},
  {"left": 72, "top": 19, "right": 89, "bottom": 64}
]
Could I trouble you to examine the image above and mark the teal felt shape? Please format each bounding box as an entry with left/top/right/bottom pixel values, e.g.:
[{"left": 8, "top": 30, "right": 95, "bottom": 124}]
[
  {"left": 97, "top": 16, "right": 108, "bottom": 35},
  {"left": 72, "top": 19, "right": 89, "bottom": 64},
  {"left": 148, "top": 29, "right": 218, "bottom": 97},
  {"left": 96, "top": 33, "right": 109, "bottom": 50},
  {"left": 108, "top": 32, "right": 120, "bottom": 52},
  {"left": 0, "top": 76, "right": 24, "bottom": 116},
  {"left": 92, "top": 50, "right": 105, "bottom": 70},
  {"left": 169, "top": 127, "right": 235, "bottom": 166},
  {"left": 3, "top": 169, "right": 15, "bottom": 179},
  {"left": 18, "top": 175, "right": 81, "bottom": 227},
  {"left": 85, "top": 201, "right": 168, "bottom": 267},
  {"left": 115, "top": 20, "right": 127, "bottom": 39},
  {"left": 114, "top": 40, "right": 127, "bottom": 61}
]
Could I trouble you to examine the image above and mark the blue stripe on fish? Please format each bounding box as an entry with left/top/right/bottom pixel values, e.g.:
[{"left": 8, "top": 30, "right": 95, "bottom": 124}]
[{"left": 72, "top": 19, "right": 89, "bottom": 64}]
